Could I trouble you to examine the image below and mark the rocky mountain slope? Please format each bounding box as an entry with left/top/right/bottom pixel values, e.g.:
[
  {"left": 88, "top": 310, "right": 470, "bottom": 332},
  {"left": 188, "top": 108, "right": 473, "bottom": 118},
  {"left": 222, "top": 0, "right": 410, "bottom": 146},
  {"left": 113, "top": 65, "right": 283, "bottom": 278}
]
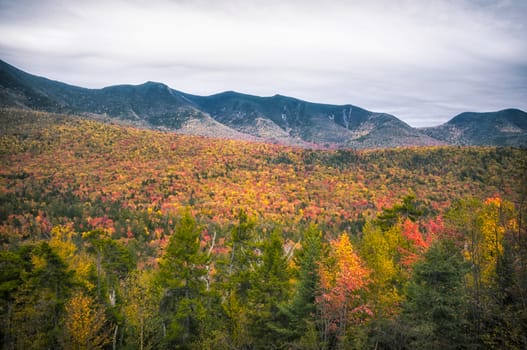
[
  {"left": 181, "top": 91, "right": 444, "bottom": 148},
  {"left": 1, "top": 59, "right": 524, "bottom": 148},
  {"left": 421, "top": 109, "right": 527, "bottom": 146}
]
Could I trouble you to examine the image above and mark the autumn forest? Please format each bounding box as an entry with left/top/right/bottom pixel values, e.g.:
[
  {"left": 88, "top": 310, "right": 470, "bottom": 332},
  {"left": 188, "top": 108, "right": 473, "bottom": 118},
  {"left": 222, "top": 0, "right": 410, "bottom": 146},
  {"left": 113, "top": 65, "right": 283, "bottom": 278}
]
[{"left": 1, "top": 108, "right": 526, "bottom": 349}]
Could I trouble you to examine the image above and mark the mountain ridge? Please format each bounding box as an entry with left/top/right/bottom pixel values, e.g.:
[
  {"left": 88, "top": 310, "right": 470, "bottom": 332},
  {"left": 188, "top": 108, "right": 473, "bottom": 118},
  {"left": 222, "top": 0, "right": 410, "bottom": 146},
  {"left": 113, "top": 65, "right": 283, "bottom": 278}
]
[
  {"left": 1, "top": 59, "right": 525, "bottom": 148},
  {"left": 421, "top": 109, "right": 527, "bottom": 146}
]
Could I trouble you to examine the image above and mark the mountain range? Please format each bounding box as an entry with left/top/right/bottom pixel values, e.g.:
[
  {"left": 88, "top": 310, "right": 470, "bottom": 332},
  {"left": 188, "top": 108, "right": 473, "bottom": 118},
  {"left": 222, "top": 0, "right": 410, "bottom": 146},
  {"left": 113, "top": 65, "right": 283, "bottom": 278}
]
[{"left": 1, "top": 59, "right": 526, "bottom": 148}]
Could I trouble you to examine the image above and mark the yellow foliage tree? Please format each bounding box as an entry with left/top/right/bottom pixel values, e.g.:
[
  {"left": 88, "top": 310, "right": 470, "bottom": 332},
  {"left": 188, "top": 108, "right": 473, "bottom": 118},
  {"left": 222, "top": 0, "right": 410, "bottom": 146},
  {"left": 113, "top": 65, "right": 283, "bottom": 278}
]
[
  {"left": 49, "top": 225, "right": 96, "bottom": 291},
  {"left": 123, "top": 270, "right": 161, "bottom": 350},
  {"left": 49, "top": 225, "right": 77, "bottom": 263},
  {"left": 61, "top": 291, "right": 111, "bottom": 350},
  {"left": 360, "top": 221, "right": 405, "bottom": 318},
  {"left": 463, "top": 197, "right": 516, "bottom": 288}
]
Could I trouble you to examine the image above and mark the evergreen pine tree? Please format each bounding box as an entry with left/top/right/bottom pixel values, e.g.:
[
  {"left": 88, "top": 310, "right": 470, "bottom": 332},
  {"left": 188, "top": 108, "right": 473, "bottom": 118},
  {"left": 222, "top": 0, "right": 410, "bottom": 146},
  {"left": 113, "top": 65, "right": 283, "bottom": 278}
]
[
  {"left": 403, "top": 239, "right": 469, "bottom": 349},
  {"left": 158, "top": 210, "right": 208, "bottom": 349}
]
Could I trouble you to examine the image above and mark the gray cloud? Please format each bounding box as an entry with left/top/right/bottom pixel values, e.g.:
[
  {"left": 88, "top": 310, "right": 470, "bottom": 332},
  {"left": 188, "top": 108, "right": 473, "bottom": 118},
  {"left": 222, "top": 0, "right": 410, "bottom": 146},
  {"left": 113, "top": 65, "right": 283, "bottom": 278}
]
[{"left": 1, "top": 0, "right": 526, "bottom": 126}]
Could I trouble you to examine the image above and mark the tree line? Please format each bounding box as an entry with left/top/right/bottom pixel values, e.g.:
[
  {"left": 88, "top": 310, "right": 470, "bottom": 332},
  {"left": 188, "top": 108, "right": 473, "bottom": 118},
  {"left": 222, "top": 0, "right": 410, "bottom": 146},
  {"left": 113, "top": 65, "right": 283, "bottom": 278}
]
[{"left": 2, "top": 195, "right": 526, "bottom": 349}]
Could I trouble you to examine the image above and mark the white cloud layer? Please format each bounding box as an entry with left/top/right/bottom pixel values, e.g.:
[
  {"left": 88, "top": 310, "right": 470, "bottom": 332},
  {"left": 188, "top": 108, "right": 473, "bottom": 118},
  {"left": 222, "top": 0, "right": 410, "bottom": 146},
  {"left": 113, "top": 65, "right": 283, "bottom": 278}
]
[{"left": 1, "top": 0, "right": 526, "bottom": 126}]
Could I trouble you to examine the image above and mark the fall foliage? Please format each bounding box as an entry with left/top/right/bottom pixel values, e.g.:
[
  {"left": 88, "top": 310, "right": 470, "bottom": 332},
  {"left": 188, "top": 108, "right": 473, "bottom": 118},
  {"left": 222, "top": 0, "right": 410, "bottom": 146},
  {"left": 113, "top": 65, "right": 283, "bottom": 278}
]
[{"left": 1, "top": 108, "right": 526, "bottom": 349}]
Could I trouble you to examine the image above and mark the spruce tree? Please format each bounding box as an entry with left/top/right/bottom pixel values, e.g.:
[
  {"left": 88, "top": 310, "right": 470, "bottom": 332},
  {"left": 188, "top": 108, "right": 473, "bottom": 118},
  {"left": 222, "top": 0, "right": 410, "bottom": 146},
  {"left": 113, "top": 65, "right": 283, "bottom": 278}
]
[
  {"left": 403, "top": 239, "right": 469, "bottom": 349},
  {"left": 158, "top": 210, "right": 208, "bottom": 349}
]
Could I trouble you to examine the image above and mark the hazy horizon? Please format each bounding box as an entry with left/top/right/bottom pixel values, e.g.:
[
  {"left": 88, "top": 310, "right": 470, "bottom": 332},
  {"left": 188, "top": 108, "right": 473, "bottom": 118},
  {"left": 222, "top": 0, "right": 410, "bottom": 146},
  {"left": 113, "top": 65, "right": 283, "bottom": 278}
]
[{"left": 1, "top": 0, "right": 526, "bottom": 127}]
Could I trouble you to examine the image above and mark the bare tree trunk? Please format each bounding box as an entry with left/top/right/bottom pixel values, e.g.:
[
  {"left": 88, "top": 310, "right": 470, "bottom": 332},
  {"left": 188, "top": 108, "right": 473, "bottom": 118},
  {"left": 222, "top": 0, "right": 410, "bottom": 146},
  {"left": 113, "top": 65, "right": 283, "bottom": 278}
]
[
  {"left": 113, "top": 324, "right": 118, "bottom": 350},
  {"left": 205, "top": 231, "right": 217, "bottom": 291},
  {"left": 286, "top": 238, "right": 301, "bottom": 262},
  {"left": 97, "top": 252, "right": 102, "bottom": 298},
  {"left": 140, "top": 317, "right": 144, "bottom": 350},
  {"left": 207, "top": 231, "right": 217, "bottom": 256},
  {"left": 229, "top": 242, "right": 236, "bottom": 274}
]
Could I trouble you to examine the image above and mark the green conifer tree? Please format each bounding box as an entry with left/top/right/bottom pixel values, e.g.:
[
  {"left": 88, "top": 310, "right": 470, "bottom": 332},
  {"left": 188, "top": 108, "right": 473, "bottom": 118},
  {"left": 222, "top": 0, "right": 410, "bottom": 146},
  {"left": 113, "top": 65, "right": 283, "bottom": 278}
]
[{"left": 157, "top": 210, "right": 208, "bottom": 349}]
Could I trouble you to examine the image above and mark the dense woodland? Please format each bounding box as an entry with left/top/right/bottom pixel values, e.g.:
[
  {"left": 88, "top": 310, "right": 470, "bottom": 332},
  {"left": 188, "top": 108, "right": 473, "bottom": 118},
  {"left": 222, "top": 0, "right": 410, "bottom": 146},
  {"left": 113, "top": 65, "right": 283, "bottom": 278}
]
[{"left": 1, "top": 108, "right": 526, "bottom": 349}]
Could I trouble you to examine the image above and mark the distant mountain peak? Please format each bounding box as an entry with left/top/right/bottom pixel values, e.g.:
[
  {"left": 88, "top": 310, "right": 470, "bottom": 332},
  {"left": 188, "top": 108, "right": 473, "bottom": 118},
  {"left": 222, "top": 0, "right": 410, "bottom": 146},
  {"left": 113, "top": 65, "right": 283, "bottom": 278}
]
[
  {"left": 1, "top": 59, "right": 524, "bottom": 148},
  {"left": 448, "top": 108, "right": 526, "bottom": 124},
  {"left": 422, "top": 109, "right": 527, "bottom": 146},
  {"left": 139, "top": 81, "right": 169, "bottom": 88}
]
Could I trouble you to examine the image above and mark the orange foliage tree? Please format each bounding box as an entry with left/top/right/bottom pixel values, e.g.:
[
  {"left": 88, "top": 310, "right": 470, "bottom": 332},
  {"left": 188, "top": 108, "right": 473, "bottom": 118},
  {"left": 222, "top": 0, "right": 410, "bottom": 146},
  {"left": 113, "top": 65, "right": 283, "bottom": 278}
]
[{"left": 317, "top": 233, "right": 372, "bottom": 347}]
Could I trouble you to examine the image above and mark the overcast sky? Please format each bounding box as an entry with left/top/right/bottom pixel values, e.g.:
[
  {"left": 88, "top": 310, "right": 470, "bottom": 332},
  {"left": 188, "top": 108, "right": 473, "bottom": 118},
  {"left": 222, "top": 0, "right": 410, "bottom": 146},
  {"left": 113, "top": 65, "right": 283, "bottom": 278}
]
[{"left": 1, "top": 0, "right": 526, "bottom": 127}]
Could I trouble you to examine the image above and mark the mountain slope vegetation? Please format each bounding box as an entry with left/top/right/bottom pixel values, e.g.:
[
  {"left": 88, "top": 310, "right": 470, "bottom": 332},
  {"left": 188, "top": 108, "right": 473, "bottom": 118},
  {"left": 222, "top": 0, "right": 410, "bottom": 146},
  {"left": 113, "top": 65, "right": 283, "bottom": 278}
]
[
  {"left": 422, "top": 109, "right": 527, "bottom": 146},
  {"left": 2, "top": 108, "right": 527, "bottom": 348},
  {"left": 5, "top": 59, "right": 525, "bottom": 148}
]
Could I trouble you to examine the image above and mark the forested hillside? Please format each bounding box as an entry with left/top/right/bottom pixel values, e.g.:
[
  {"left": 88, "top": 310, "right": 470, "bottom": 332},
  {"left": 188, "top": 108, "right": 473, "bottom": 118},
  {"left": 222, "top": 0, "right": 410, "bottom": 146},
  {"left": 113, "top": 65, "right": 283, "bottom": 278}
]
[{"left": 1, "top": 108, "right": 526, "bottom": 349}]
